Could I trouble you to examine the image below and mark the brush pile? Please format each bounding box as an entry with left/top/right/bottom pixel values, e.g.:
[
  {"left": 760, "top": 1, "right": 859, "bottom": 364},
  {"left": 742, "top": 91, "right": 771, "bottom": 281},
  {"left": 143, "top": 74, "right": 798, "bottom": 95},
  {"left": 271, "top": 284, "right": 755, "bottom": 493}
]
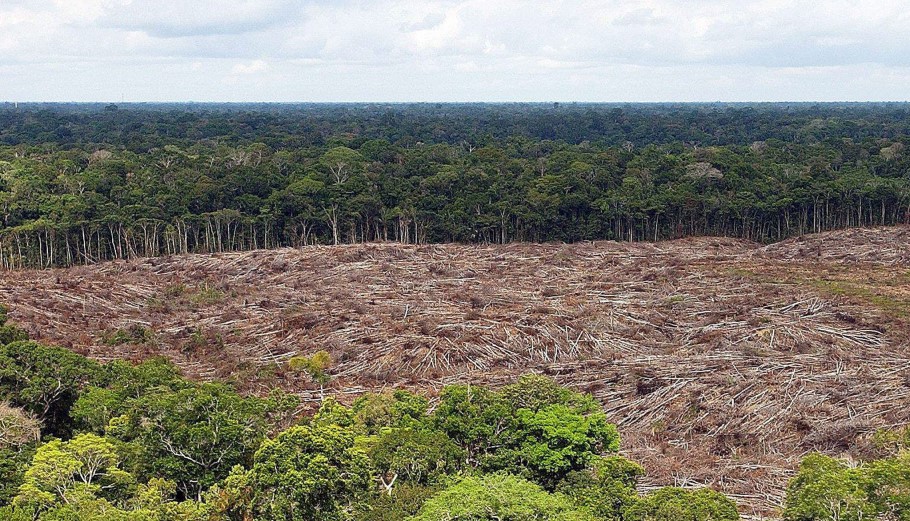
[{"left": 3, "top": 226, "right": 910, "bottom": 517}]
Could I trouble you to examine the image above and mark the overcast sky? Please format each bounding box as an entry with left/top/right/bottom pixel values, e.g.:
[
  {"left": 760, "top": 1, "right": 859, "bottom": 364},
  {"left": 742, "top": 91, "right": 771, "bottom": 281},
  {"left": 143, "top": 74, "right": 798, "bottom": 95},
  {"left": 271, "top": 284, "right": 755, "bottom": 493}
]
[{"left": 1, "top": 0, "right": 908, "bottom": 102}]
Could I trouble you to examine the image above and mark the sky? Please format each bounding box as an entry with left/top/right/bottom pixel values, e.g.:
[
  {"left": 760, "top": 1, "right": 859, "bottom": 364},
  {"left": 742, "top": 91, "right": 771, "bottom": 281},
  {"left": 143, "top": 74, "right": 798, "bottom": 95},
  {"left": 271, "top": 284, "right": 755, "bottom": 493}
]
[{"left": 1, "top": 0, "right": 909, "bottom": 102}]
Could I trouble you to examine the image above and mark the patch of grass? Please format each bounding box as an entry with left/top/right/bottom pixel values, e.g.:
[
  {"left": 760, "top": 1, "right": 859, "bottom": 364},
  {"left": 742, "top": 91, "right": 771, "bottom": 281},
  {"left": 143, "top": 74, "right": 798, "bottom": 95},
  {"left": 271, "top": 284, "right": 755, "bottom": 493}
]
[
  {"left": 190, "top": 283, "right": 225, "bottom": 307},
  {"left": 163, "top": 283, "right": 188, "bottom": 298},
  {"left": 809, "top": 279, "right": 910, "bottom": 318},
  {"left": 145, "top": 296, "right": 170, "bottom": 313},
  {"left": 728, "top": 265, "right": 910, "bottom": 318},
  {"left": 726, "top": 267, "right": 756, "bottom": 278},
  {"left": 102, "top": 324, "right": 153, "bottom": 346},
  {"left": 182, "top": 326, "right": 224, "bottom": 353},
  {"left": 0, "top": 324, "right": 29, "bottom": 344},
  {"left": 149, "top": 282, "right": 228, "bottom": 312},
  {"left": 256, "top": 363, "right": 280, "bottom": 380}
]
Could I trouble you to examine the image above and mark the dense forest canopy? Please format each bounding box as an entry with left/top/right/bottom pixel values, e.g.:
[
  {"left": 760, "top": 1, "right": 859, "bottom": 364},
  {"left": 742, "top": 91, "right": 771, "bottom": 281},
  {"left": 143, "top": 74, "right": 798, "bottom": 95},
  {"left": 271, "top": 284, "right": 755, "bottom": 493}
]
[
  {"left": 4, "top": 102, "right": 910, "bottom": 149},
  {"left": 1, "top": 102, "right": 909, "bottom": 268}
]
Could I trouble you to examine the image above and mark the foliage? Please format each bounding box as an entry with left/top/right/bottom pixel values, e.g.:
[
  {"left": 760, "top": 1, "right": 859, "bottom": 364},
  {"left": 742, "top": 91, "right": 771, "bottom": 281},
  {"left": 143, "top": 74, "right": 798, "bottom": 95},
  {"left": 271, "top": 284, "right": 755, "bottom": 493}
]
[
  {"left": 556, "top": 456, "right": 644, "bottom": 520},
  {"left": 354, "top": 483, "right": 440, "bottom": 521},
  {"left": 626, "top": 487, "right": 740, "bottom": 521},
  {"left": 246, "top": 423, "right": 374, "bottom": 521},
  {"left": 0, "top": 341, "right": 101, "bottom": 436},
  {"left": 313, "top": 396, "right": 358, "bottom": 429},
  {"left": 14, "top": 434, "right": 132, "bottom": 513},
  {"left": 352, "top": 390, "right": 429, "bottom": 435},
  {"left": 499, "top": 374, "right": 599, "bottom": 414},
  {"left": 783, "top": 454, "right": 872, "bottom": 521},
  {"left": 0, "top": 323, "right": 756, "bottom": 519},
  {"left": 70, "top": 357, "right": 188, "bottom": 434},
  {"left": 368, "top": 427, "right": 465, "bottom": 485},
  {"left": 0, "top": 445, "right": 37, "bottom": 507},
  {"left": 431, "top": 384, "right": 507, "bottom": 465},
  {"left": 871, "top": 425, "right": 910, "bottom": 458},
  {"left": 864, "top": 456, "right": 910, "bottom": 518},
  {"left": 0, "top": 303, "right": 28, "bottom": 350},
  {"left": 188, "top": 283, "right": 225, "bottom": 307},
  {"left": 288, "top": 350, "right": 333, "bottom": 387},
  {"left": 101, "top": 324, "right": 153, "bottom": 346},
  {"left": 486, "top": 403, "right": 620, "bottom": 489},
  {"left": 113, "top": 383, "right": 271, "bottom": 499},
  {"left": 409, "top": 473, "right": 596, "bottom": 521},
  {"left": 0, "top": 325, "right": 28, "bottom": 346},
  {"left": 5, "top": 103, "right": 910, "bottom": 269},
  {"left": 432, "top": 375, "right": 620, "bottom": 489},
  {"left": 783, "top": 452, "right": 910, "bottom": 521}
]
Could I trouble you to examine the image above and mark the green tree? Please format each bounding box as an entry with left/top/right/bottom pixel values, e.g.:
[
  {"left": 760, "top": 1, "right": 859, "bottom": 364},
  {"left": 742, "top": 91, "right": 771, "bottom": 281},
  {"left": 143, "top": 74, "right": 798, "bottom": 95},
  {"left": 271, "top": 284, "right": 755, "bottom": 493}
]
[
  {"left": 783, "top": 452, "right": 910, "bottom": 521},
  {"left": 70, "top": 357, "right": 188, "bottom": 434},
  {"left": 499, "top": 374, "right": 599, "bottom": 414},
  {"left": 556, "top": 456, "right": 644, "bottom": 520},
  {"left": 368, "top": 427, "right": 464, "bottom": 492},
  {"left": 114, "top": 384, "right": 269, "bottom": 500},
  {"left": 353, "top": 390, "right": 429, "bottom": 435},
  {"left": 431, "top": 384, "right": 507, "bottom": 466},
  {"left": 355, "top": 482, "right": 440, "bottom": 521},
  {"left": 864, "top": 456, "right": 910, "bottom": 519},
  {"left": 247, "top": 423, "right": 373, "bottom": 521},
  {"left": 0, "top": 304, "right": 28, "bottom": 345},
  {"left": 14, "top": 434, "right": 132, "bottom": 513},
  {"left": 783, "top": 454, "right": 872, "bottom": 521},
  {"left": 0, "top": 341, "right": 101, "bottom": 436},
  {"left": 289, "top": 350, "right": 333, "bottom": 397},
  {"left": 322, "top": 147, "right": 366, "bottom": 185},
  {"left": 626, "top": 487, "right": 740, "bottom": 521},
  {"left": 486, "top": 403, "right": 620, "bottom": 489},
  {"left": 409, "top": 473, "right": 596, "bottom": 521}
]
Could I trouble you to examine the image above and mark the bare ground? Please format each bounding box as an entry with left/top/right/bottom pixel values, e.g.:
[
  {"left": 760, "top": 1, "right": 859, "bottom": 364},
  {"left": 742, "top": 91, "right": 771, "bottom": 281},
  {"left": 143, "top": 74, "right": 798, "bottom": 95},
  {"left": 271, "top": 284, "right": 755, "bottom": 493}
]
[{"left": 4, "top": 226, "right": 910, "bottom": 518}]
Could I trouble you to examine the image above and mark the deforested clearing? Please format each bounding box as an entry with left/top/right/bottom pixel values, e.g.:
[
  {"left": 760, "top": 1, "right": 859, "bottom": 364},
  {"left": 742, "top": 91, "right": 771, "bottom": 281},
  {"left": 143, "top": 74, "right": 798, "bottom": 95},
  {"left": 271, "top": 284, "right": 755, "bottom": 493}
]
[{"left": 3, "top": 225, "right": 910, "bottom": 516}]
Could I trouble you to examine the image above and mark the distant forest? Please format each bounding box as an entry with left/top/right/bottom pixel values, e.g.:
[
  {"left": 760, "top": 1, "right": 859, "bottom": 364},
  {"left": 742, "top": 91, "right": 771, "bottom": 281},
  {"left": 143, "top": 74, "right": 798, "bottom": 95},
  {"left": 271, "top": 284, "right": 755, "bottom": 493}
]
[{"left": 1, "top": 102, "right": 910, "bottom": 268}]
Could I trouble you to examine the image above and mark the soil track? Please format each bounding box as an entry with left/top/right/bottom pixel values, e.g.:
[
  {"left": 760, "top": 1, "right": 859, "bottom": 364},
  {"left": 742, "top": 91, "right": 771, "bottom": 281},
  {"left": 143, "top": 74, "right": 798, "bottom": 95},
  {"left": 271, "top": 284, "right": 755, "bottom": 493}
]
[{"left": 3, "top": 226, "right": 910, "bottom": 517}]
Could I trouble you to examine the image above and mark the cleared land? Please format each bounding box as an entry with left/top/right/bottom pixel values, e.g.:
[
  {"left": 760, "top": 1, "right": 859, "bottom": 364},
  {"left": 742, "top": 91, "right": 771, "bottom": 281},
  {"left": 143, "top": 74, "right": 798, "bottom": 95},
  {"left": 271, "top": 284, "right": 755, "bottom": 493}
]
[{"left": 3, "top": 226, "right": 910, "bottom": 516}]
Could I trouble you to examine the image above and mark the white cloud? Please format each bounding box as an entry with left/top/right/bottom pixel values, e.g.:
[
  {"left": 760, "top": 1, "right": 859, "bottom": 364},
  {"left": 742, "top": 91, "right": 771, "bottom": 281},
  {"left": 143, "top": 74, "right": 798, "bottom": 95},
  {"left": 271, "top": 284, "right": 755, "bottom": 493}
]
[
  {"left": 231, "top": 59, "right": 269, "bottom": 75},
  {"left": 100, "top": 0, "right": 299, "bottom": 37},
  {"left": 1, "top": 0, "right": 909, "bottom": 101}
]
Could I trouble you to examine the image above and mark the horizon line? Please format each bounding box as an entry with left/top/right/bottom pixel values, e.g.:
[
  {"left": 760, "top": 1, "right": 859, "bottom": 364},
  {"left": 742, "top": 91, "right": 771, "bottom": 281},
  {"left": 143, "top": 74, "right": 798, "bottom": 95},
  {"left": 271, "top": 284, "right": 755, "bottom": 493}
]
[{"left": 4, "top": 100, "right": 910, "bottom": 105}]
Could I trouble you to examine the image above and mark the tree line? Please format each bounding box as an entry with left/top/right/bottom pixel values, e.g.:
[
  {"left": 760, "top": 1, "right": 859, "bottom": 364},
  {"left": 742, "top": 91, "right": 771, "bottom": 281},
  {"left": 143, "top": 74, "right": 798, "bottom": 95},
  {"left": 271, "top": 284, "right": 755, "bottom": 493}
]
[
  {"left": 4, "top": 103, "right": 910, "bottom": 151},
  {"left": 1, "top": 306, "right": 909, "bottom": 520},
  {"left": 2, "top": 119, "right": 909, "bottom": 268}
]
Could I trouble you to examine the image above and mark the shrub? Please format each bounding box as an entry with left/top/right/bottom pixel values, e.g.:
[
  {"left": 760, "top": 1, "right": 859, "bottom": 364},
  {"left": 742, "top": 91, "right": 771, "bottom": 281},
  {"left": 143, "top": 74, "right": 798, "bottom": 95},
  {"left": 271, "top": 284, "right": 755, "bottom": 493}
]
[
  {"left": 783, "top": 454, "right": 872, "bottom": 521},
  {"left": 0, "top": 304, "right": 28, "bottom": 345},
  {"left": 0, "top": 341, "right": 102, "bottom": 437},
  {"left": 369, "top": 428, "right": 465, "bottom": 486},
  {"left": 409, "top": 473, "right": 596, "bottom": 521},
  {"left": 288, "top": 350, "right": 333, "bottom": 387},
  {"left": 101, "top": 324, "right": 153, "bottom": 346},
  {"left": 783, "top": 452, "right": 910, "bottom": 521},
  {"left": 248, "top": 423, "right": 373, "bottom": 521},
  {"left": 189, "top": 284, "right": 225, "bottom": 306},
  {"left": 0, "top": 325, "right": 28, "bottom": 346},
  {"left": 556, "top": 456, "right": 644, "bottom": 520},
  {"left": 355, "top": 483, "right": 440, "bottom": 521},
  {"left": 626, "top": 487, "right": 739, "bottom": 521}
]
